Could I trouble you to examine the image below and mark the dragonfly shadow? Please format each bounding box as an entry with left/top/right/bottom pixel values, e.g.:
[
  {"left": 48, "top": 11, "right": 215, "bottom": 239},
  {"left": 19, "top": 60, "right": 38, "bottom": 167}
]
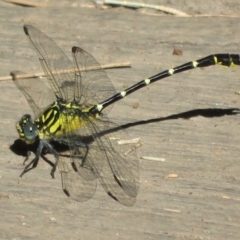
[
  {"left": 10, "top": 107, "right": 240, "bottom": 158},
  {"left": 104, "top": 107, "right": 240, "bottom": 135},
  {"left": 10, "top": 138, "right": 69, "bottom": 156}
]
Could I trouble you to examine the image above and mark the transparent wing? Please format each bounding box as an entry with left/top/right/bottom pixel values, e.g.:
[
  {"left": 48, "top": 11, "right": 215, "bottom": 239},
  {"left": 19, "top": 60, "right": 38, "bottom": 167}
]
[
  {"left": 72, "top": 47, "right": 116, "bottom": 113},
  {"left": 23, "top": 25, "right": 76, "bottom": 101},
  {"left": 58, "top": 150, "right": 97, "bottom": 202},
  {"left": 13, "top": 76, "right": 55, "bottom": 117},
  {"left": 23, "top": 26, "right": 117, "bottom": 113},
  {"left": 68, "top": 115, "right": 140, "bottom": 206},
  {"left": 56, "top": 113, "right": 97, "bottom": 202}
]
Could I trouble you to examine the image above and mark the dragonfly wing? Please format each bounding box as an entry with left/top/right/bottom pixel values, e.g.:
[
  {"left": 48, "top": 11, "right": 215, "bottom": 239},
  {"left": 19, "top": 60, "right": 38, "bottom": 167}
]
[
  {"left": 72, "top": 46, "right": 117, "bottom": 114},
  {"left": 69, "top": 115, "right": 140, "bottom": 206},
  {"left": 57, "top": 113, "right": 97, "bottom": 202},
  {"left": 58, "top": 151, "right": 97, "bottom": 202},
  {"left": 23, "top": 25, "right": 76, "bottom": 102},
  {"left": 95, "top": 120, "right": 139, "bottom": 206},
  {"left": 13, "top": 76, "right": 55, "bottom": 117}
]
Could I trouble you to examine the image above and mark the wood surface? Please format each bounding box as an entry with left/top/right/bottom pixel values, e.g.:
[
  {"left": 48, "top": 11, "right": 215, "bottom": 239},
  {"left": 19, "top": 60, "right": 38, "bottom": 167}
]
[{"left": 0, "top": 1, "right": 240, "bottom": 239}]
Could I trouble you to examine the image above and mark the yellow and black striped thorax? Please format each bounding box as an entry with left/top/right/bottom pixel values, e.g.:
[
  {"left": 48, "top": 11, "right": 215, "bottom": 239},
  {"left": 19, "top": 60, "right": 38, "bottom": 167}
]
[{"left": 16, "top": 100, "right": 101, "bottom": 144}]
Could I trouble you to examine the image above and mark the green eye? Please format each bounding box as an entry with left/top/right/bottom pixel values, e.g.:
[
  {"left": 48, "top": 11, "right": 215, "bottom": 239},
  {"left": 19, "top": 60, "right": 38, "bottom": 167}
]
[{"left": 23, "top": 121, "right": 37, "bottom": 140}]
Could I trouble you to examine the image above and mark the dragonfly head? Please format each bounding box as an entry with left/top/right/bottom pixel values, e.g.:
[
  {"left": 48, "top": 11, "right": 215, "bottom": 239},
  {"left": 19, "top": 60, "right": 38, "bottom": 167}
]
[{"left": 16, "top": 114, "right": 38, "bottom": 144}]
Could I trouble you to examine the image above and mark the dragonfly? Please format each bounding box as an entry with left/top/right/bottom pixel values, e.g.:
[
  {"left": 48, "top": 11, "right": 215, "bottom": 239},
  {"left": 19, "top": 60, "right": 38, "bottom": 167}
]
[
  {"left": 14, "top": 25, "right": 240, "bottom": 206},
  {"left": 14, "top": 25, "right": 139, "bottom": 206}
]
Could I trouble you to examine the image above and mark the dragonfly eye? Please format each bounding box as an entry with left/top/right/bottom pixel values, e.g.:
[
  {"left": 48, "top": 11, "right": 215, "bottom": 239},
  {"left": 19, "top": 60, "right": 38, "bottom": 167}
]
[
  {"left": 16, "top": 114, "right": 38, "bottom": 143},
  {"left": 23, "top": 121, "right": 38, "bottom": 140}
]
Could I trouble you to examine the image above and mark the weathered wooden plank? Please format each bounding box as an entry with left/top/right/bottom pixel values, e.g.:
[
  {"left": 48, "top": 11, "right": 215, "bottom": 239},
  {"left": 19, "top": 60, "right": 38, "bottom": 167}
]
[{"left": 0, "top": 2, "right": 240, "bottom": 240}]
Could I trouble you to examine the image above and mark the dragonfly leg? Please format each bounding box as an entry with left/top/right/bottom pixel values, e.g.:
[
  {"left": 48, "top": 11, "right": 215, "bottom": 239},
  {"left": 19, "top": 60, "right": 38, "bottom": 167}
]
[
  {"left": 22, "top": 150, "right": 32, "bottom": 165},
  {"left": 20, "top": 140, "right": 59, "bottom": 179},
  {"left": 71, "top": 142, "right": 93, "bottom": 172},
  {"left": 19, "top": 140, "right": 44, "bottom": 177},
  {"left": 79, "top": 143, "right": 89, "bottom": 167},
  {"left": 41, "top": 140, "right": 59, "bottom": 178}
]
